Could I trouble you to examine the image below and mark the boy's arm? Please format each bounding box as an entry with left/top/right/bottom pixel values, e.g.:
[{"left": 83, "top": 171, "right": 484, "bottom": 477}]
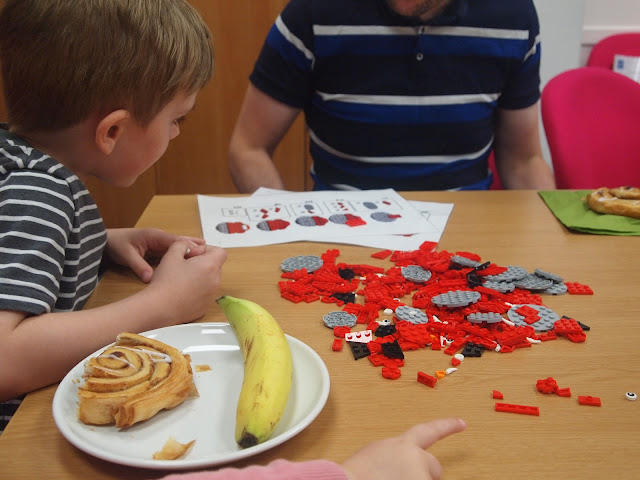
[{"left": 0, "top": 239, "right": 227, "bottom": 402}]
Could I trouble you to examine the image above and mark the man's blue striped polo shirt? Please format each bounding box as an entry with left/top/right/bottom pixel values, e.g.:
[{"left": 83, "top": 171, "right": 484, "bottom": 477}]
[{"left": 250, "top": 0, "right": 541, "bottom": 190}]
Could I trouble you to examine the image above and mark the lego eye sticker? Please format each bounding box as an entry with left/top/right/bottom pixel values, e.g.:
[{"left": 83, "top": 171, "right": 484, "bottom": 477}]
[{"left": 197, "top": 189, "right": 448, "bottom": 248}]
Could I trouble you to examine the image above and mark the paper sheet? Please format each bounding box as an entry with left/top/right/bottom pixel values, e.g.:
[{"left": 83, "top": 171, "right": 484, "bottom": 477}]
[{"left": 198, "top": 188, "right": 453, "bottom": 249}]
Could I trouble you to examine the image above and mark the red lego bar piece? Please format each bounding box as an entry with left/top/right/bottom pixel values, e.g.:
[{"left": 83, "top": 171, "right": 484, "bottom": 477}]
[
  {"left": 417, "top": 372, "right": 437, "bottom": 388},
  {"left": 578, "top": 396, "right": 601, "bottom": 406},
  {"left": 495, "top": 403, "right": 540, "bottom": 416}
]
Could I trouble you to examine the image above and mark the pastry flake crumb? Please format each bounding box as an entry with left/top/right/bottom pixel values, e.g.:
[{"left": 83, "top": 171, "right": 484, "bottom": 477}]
[{"left": 152, "top": 436, "right": 196, "bottom": 460}]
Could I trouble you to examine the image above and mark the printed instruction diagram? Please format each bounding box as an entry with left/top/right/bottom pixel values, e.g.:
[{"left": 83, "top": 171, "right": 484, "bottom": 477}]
[{"left": 198, "top": 188, "right": 453, "bottom": 248}]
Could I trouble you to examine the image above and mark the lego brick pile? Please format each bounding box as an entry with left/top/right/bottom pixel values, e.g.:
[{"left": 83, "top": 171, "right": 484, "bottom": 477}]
[{"left": 278, "top": 242, "right": 593, "bottom": 387}]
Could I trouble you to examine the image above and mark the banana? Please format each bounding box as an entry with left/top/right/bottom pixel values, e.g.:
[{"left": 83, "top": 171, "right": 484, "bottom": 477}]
[{"left": 216, "top": 295, "right": 293, "bottom": 448}]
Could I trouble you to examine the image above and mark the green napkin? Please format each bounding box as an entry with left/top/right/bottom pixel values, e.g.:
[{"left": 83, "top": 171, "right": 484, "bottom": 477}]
[{"left": 538, "top": 190, "right": 640, "bottom": 236}]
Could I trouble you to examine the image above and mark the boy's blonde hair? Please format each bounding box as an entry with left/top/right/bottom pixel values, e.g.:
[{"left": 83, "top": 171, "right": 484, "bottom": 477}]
[{"left": 0, "top": 0, "right": 214, "bottom": 132}]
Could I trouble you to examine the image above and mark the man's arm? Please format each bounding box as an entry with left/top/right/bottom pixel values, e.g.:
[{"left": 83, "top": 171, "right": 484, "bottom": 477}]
[
  {"left": 493, "top": 102, "right": 556, "bottom": 189},
  {"left": 228, "top": 85, "right": 301, "bottom": 193}
]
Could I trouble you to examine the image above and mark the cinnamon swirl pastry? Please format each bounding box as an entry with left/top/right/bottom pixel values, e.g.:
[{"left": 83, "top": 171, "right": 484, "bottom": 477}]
[
  {"left": 609, "top": 186, "right": 640, "bottom": 200},
  {"left": 586, "top": 187, "right": 640, "bottom": 220},
  {"left": 77, "top": 332, "right": 198, "bottom": 428}
]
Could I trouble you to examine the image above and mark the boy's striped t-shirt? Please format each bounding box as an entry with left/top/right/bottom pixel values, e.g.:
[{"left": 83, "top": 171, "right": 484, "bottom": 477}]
[{"left": 0, "top": 125, "right": 107, "bottom": 433}]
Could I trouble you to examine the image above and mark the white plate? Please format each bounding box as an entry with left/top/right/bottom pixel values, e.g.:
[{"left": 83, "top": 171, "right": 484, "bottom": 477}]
[{"left": 52, "top": 323, "right": 330, "bottom": 470}]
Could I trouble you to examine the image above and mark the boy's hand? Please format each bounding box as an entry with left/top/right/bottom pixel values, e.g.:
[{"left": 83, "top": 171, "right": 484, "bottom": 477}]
[
  {"left": 106, "top": 228, "right": 206, "bottom": 282},
  {"left": 341, "top": 418, "right": 466, "bottom": 480},
  {"left": 147, "top": 239, "right": 227, "bottom": 322}
]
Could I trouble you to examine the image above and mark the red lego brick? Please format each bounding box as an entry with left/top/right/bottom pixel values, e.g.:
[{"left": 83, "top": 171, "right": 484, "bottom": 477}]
[
  {"left": 492, "top": 390, "right": 504, "bottom": 400},
  {"left": 383, "top": 356, "right": 404, "bottom": 368},
  {"left": 455, "top": 251, "right": 482, "bottom": 262},
  {"left": 537, "top": 331, "right": 558, "bottom": 342},
  {"left": 367, "top": 342, "right": 382, "bottom": 355},
  {"left": 536, "top": 377, "right": 559, "bottom": 394},
  {"left": 382, "top": 366, "right": 402, "bottom": 380},
  {"left": 371, "top": 249, "right": 392, "bottom": 259},
  {"left": 417, "top": 372, "right": 437, "bottom": 388},
  {"left": 397, "top": 340, "right": 420, "bottom": 351},
  {"left": 521, "top": 315, "right": 541, "bottom": 325},
  {"left": 368, "top": 353, "right": 385, "bottom": 367},
  {"left": 332, "top": 338, "right": 343, "bottom": 351},
  {"left": 516, "top": 305, "right": 539, "bottom": 317},
  {"left": 567, "top": 332, "right": 587, "bottom": 343},
  {"left": 395, "top": 321, "right": 431, "bottom": 347},
  {"left": 333, "top": 326, "right": 351, "bottom": 338},
  {"left": 556, "top": 388, "right": 572, "bottom": 397},
  {"left": 495, "top": 326, "right": 529, "bottom": 347},
  {"left": 578, "top": 396, "right": 601, "bottom": 406},
  {"left": 444, "top": 339, "right": 467, "bottom": 355},
  {"left": 419, "top": 241, "right": 438, "bottom": 252},
  {"left": 553, "top": 318, "right": 583, "bottom": 336},
  {"left": 475, "top": 263, "right": 508, "bottom": 276},
  {"left": 565, "top": 282, "right": 593, "bottom": 295},
  {"left": 495, "top": 403, "right": 540, "bottom": 416}
]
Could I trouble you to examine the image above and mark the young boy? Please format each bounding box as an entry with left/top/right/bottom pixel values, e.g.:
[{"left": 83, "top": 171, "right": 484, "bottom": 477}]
[{"left": 0, "top": 0, "right": 227, "bottom": 432}]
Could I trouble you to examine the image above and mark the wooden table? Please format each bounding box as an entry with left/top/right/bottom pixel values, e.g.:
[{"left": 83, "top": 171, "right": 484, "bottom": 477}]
[{"left": 2, "top": 191, "right": 639, "bottom": 479}]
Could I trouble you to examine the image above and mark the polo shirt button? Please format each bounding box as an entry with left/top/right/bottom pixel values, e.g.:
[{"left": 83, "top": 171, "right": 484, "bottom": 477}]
[{"left": 416, "top": 52, "right": 424, "bottom": 61}]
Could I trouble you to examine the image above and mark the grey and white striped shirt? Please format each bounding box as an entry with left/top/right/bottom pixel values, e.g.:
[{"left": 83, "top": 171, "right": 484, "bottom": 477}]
[
  {"left": 0, "top": 125, "right": 107, "bottom": 434},
  {"left": 0, "top": 126, "right": 106, "bottom": 314}
]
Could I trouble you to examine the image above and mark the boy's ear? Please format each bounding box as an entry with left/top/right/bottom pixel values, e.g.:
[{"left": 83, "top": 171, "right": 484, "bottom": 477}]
[{"left": 95, "top": 110, "right": 131, "bottom": 155}]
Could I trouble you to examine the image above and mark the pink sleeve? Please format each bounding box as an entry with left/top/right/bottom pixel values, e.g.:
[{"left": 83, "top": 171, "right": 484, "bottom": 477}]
[{"left": 160, "top": 459, "right": 349, "bottom": 480}]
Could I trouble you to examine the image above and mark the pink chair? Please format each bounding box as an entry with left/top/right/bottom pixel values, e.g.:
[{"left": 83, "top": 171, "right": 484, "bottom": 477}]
[
  {"left": 587, "top": 33, "right": 640, "bottom": 69},
  {"left": 488, "top": 150, "right": 503, "bottom": 190},
  {"left": 541, "top": 67, "right": 640, "bottom": 189}
]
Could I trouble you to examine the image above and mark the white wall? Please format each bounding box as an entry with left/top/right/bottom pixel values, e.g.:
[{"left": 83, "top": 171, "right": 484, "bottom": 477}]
[
  {"left": 534, "top": 0, "right": 586, "bottom": 166},
  {"left": 581, "top": 0, "right": 640, "bottom": 64}
]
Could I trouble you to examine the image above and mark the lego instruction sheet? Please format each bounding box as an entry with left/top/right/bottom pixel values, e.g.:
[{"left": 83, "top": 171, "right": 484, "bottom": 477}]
[{"left": 198, "top": 189, "right": 454, "bottom": 249}]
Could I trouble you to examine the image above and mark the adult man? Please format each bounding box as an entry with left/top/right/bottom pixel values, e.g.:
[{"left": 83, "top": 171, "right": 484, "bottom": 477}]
[{"left": 228, "top": 0, "right": 556, "bottom": 191}]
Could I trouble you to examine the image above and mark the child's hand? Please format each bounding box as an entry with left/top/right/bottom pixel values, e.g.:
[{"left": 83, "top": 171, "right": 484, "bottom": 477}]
[
  {"left": 106, "top": 228, "right": 206, "bottom": 282},
  {"left": 341, "top": 418, "right": 466, "bottom": 480},
  {"left": 147, "top": 239, "right": 227, "bottom": 322}
]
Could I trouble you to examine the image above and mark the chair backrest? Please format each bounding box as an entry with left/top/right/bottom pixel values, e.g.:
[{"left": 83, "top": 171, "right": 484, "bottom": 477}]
[
  {"left": 541, "top": 67, "right": 640, "bottom": 189},
  {"left": 587, "top": 33, "right": 640, "bottom": 69},
  {"left": 487, "top": 150, "right": 502, "bottom": 190}
]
